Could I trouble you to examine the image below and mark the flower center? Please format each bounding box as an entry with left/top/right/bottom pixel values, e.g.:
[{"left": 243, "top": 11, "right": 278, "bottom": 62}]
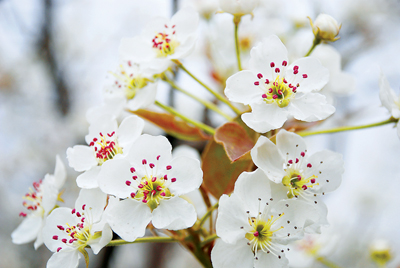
[
  {"left": 89, "top": 132, "right": 123, "bottom": 165},
  {"left": 126, "top": 157, "right": 176, "bottom": 211},
  {"left": 152, "top": 24, "right": 180, "bottom": 57},
  {"left": 111, "top": 61, "right": 151, "bottom": 99},
  {"left": 20, "top": 180, "right": 44, "bottom": 217}
]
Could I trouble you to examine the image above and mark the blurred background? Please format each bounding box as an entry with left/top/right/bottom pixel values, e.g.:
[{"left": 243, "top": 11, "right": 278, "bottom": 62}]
[{"left": 1, "top": 0, "right": 400, "bottom": 267}]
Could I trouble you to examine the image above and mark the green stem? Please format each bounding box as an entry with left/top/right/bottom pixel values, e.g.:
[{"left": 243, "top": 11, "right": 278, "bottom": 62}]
[
  {"left": 297, "top": 118, "right": 397, "bottom": 137},
  {"left": 199, "top": 202, "right": 219, "bottom": 228},
  {"left": 163, "top": 76, "right": 233, "bottom": 121},
  {"left": 233, "top": 15, "right": 242, "bottom": 71},
  {"left": 315, "top": 256, "right": 342, "bottom": 268},
  {"left": 173, "top": 59, "right": 242, "bottom": 115},
  {"left": 155, "top": 100, "right": 216, "bottom": 135},
  {"left": 106, "top": 236, "right": 177, "bottom": 247},
  {"left": 200, "top": 234, "right": 219, "bottom": 248},
  {"left": 305, "top": 36, "right": 322, "bottom": 57}
]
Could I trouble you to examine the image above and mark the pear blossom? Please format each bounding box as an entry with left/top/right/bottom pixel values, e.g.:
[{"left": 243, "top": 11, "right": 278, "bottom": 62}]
[
  {"left": 225, "top": 35, "right": 335, "bottom": 133},
  {"left": 67, "top": 115, "right": 144, "bottom": 189},
  {"left": 97, "top": 134, "right": 202, "bottom": 241},
  {"left": 42, "top": 189, "right": 112, "bottom": 268},
  {"left": 219, "top": 0, "right": 260, "bottom": 16},
  {"left": 119, "top": 7, "right": 199, "bottom": 74},
  {"left": 379, "top": 72, "right": 400, "bottom": 137},
  {"left": 251, "top": 130, "right": 344, "bottom": 232},
  {"left": 12, "top": 155, "right": 66, "bottom": 249},
  {"left": 309, "top": 14, "right": 341, "bottom": 42},
  {"left": 211, "top": 168, "right": 319, "bottom": 268}
]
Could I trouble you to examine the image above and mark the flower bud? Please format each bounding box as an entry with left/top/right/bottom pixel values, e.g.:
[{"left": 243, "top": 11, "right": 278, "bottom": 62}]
[
  {"left": 219, "top": 0, "right": 259, "bottom": 17},
  {"left": 309, "top": 14, "right": 341, "bottom": 42}
]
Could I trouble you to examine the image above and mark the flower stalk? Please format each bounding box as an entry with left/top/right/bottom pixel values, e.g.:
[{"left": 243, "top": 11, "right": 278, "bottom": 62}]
[{"left": 233, "top": 15, "right": 242, "bottom": 71}]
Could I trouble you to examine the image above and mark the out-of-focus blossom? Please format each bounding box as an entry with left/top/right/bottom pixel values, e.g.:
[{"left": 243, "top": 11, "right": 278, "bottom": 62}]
[
  {"left": 309, "top": 14, "right": 341, "bottom": 42},
  {"left": 219, "top": 0, "right": 260, "bottom": 17},
  {"left": 379, "top": 72, "right": 400, "bottom": 137},
  {"left": 12, "top": 155, "right": 66, "bottom": 249},
  {"left": 225, "top": 35, "right": 334, "bottom": 133},
  {"left": 97, "top": 134, "right": 203, "bottom": 241}
]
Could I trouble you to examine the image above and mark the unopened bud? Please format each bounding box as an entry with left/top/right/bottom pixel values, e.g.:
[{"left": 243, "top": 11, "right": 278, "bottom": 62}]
[{"left": 309, "top": 14, "right": 341, "bottom": 42}]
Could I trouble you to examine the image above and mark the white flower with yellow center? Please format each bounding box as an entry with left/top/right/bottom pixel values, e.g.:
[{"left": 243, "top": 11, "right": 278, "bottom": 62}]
[
  {"left": 42, "top": 189, "right": 112, "bottom": 268},
  {"left": 225, "top": 35, "right": 335, "bottom": 133},
  {"left": 211, "top": 168, "right": 319, "bottom": 268},
  {"left": 12, "top": 155, "right": 66, "bottom": 249},
  {"left": 67, "top": 115, "right": 144, "bottom": 189},
  {"left": 97, "top": 134, "right": 203, "bottom": 242},
  {"left": 119, "top": 7, "right": 199, "bottom": 74},
  {"left": 379, "top": 72, "right": 400, "bottom": 138},
  {"left": 251, "top": 130, "right": 344, "bottom": 232}
]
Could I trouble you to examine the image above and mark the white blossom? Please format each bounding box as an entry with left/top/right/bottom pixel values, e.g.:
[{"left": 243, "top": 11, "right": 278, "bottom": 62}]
[
  {"left": 379, "top": 72, "right": 400, "bottom": 137},
  {"left": 219, "top": 0, "right": 260, "bottom": 16},
  {"left": 309, "top": 14, "right": 341, "bottom": 41}
]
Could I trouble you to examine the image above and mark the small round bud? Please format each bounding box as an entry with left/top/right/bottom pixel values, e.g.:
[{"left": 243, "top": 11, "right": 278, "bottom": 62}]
[{"left": 309, "top": 14, "right": 341, "bottom": 42}]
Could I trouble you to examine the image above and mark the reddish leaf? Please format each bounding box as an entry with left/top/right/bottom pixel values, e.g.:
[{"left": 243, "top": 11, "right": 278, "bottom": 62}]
[
  {"left": 131, "top": 109, "right": 211, "bottom": 141},
  {"left": 214, "top": 122, "right": 255, "bottom": 162}
]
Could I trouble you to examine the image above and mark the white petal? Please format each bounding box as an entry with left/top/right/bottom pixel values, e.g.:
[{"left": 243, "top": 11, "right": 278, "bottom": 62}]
[
  {"left": 12, "top": 215, "right": 43, "bottom": 245},
  {"left": 171, "top": 7, "right": 199, "bottom": 38},
  {"left": 286, "top": 57, "right": 329, "bottom": 93},
  {"left": 46, "top": 250, "right": 80, "bottom": 268},
  {"left": 117, "top": 115, "right": 145, "bottom": 149},
  {"left": 289, "top": 93, "right": 335, "bottom": 122},
  {"left": 53, "top": 155, "right": 66, "bottom": 190},
  {"left": 255, "top": 251, "right": 288, "bottom": 268},
  {"left": 211, "top": 238, "right": 254, "bottom": 268},
  {"left": 66, "top": 146, "right": 97, "bottom": 172},
  {"left": 249, "top": 102, "right": 289, "bottom": 131},
  {"left": 90, "top": 223, "right": 112, "bottom": 255},
  {"left": 86, "top": 94, "right": 126, "bottom": 124},
  {"left": 75, "top": 189, "right": 108, "bottom": 223},
  {"left": 76, "top": 166, "right": 100, "bottom": 189},
  {"left": 251, "top": 136, "right": 286, "bottom": 183},
  {"left": 249, "top": 35, "right": 288, "bottom": 77},
  {"left": 379, "top": 72, "right": 400, "bottom": 117},
  {"left": 234, "top": 169, "right": 271, "bottom": 216},
  {"left": 305, "top": 150, "right": 344, "bottom": 194},
  {"left": 152, "top": 197, "right": 196, "bottom": 230},
  {"left": 167, "top": 157, "right": 202, "bottom": 196},
  {"left": 41, "top": 182, "right": 58, "bottom": 215},
  {"left": 98, "top": 158, "right": 136, "bottom": 199},
  {"left": 170, "top": 34, "right": 196, "bottom": 59},
  {"left": 215, "top": 194, "right": 248, "bottom": 244},
  {"left": 34, "top": 228, "right": 44, "bottom": 249},
  {"left": 126, "top": 82, "right": 158, "bottom": 111},
  {"left": 119, "top": 37, "right": 154, "bottom": 62},
  {"left": 225, "top": 70, "right": 264, "bottom": 105},
  {"left": 85, "top": 115, "right": 118, "bottom": 144},
  {"left": 106, "top": 199, "right": 151, "bottom": 242},
  {"left": 276, "top": 129, "right": 307, "bottom": 162}
]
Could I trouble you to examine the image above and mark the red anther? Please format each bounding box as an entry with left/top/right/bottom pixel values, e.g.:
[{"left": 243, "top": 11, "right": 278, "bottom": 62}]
[
  {"left": 257, "top": 73, "right": 263, "bottom": 79},
  {"left": 283, "top": 79, "right": 287, "bottom": 84},
  {"left": 157, "top": 155, "right": 161, "bottom": 160},
  {"left": 293, "top": 70, "right": 299, "bottom": 75},
  {"left": 76, "top": 212, "right": 81, "bottom": 217},
  {"left": 294, "top": 65, "right": 299, "bottom": 70},
  {"left": 53, "top": 235, "right": 58, "bottom": 240},
  {"left": 152, "top": 177, "right": 157, "bottom": 182},
  {"left": 151, "top": 190, "right": 156, "bottom": 196},
  {"left": 262, "top": 94, "right": 267, "bottom": 98},
  {"left": 307, "top": 163, "right": 312, "bottom": 168},
  {"left": 289, "top": 84, "right": 293, "bottom": 88},
  {"left": 171, "top": 178, "right": 176, "bottom": 182},
  {"left": 265, "top": 79, "right": 270, "bottom": 84},
  {"left": 62, "top": 238, "right": 67, "bottom": 243},
  {"left": 142, "top": 159, "right": 147, "bottom": 165},
  {"left": 302, "top": 185, "right": 308, "bottom": 190},
  {"left": 269, "top": 88, "right": 273, "bottom": 93},
  {"left": 57, "top": 225, "right": 64, "bottom": 231},
  {"left": 298, "top": 175, "right": 302, "bottom": 180},
  {"left": 132, "top": 176, "right": 137, "bottom": 180},
  {"left": 288, "top": 160, "right": 293, "bottom": 164},
  {"left": 138, "top": 184, "right": 144, "bottom": 189},
  {"left": 99, "top": 132, "right": 103, "bottom": 137},
  {"left": 131, "top": 192, "right": 136, "bottom": 198},
  {"left": 82, "top": 204, "right": 86, "bottom": 210},
  {"left": 273, "top": 82, "right": 278, "bottom": 86},
  {"left": 282, "top": 60, "right": 287, "bottom": 66},
  {"left": 166, "top": 165, "right": 172, "bottom": 170},
  {"left": 164, "top": 175, "right": 168, "bottom": 180},
  {"left": 254, "top": 81, "right": 260, "bottom": 86},
  {"left": 72, "top": 209, "right": 76, "bottom": 214},
  {"left": 144, "top": 181, "right": 148, "bottom": 185},
  {"left": 311, "top": 178, "right": 316, "bottom": 184},
  {"left": 69, "top": 239, "right": 74, "bottom": 244},
  {"left": 270, "top": 62, "right": 275, "bottom": 68},
  {"left": 128, "top": 61, "right": 132, "bottom": 67},
  {"left": 142, "top": 199, "right": 148, "bottom": 203},
  {"left": 292, "top": 87, "right": 297, "bottom": 91},
  {"left": 149, "top": 163, "right": 155, "bottom": 168},
  {"left": 295, "top": 158, "right": 299, "bottom": 163},
  {"left": 165, "top": 24, "right": 168, "bottom": 28},
  {"left": 301, "top": 152, "right": 305, "bottom": 157},
  {"left": 172, "top": 31, "right": 176, "bottom": 34},
  {"left": 253, "top": 231, "right": 259, "bottom": 237},
  {"left": 160, "top": 192, "right": 166, "bottom": 196},
  {"left": 57, "top": 247, "right": 62, "bottom": 252},
  {"left": 126, "top": 180, "right": 131, "bottom": 186},
  {"left": 278, "top": 90, "right": 283, "bottom": 95},
  {"left": 156, "top": 186, "right": 162, "bottom": 191},
  {"left": 302, "top": 74, "right": 308, "bottom": 78},
  {"left": 93, "top": 138, "right": 98, "bottom": 142},
  {"left": 19, "top": 212, "right": 27, "bottom": 217},
  {"left": 273, "top": 95, "right": 278, "bottom": 99},
  {"left": 275, "top": 68, "right": 280, "bottom": 73},
  {"left": 89, "top": 142, "right": 94, "bottom": 146}
]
